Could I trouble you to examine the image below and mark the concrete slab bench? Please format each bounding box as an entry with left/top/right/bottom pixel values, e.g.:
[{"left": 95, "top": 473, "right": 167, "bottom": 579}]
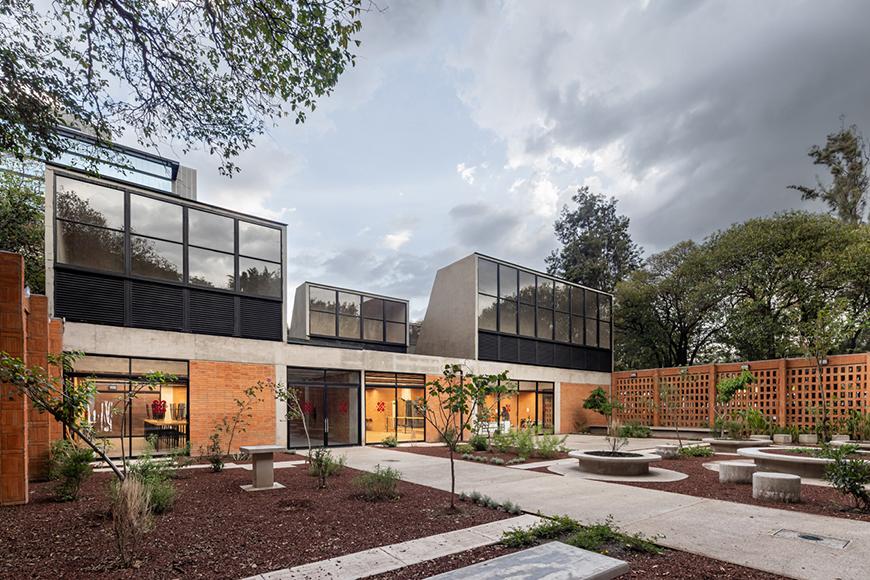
[
  {"left": 718, "top": 460, "right": 756, "bottom": 484},
  {"left": 239, "top": 445, "right": 287, "bottom": 492},
  {"left": 753, "top": 471, "right": 800, "bottom": 503}
]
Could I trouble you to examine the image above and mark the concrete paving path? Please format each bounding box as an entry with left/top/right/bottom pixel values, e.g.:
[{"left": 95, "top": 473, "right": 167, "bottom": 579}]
[
  {"left": 340, "top": 446, "right": 870, "bottom": 580},
  {"left": 244, "top": 515, "right": 541, "bottom": 580}
]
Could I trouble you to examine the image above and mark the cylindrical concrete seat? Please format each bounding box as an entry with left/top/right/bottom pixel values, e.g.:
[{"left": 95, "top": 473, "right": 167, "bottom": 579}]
[
  {"left": 719, "top": 461, "right": 756, "bottom": 484},
  {"left": 655, "top": 444, "right": 679, "bottom": 459},
  {"left": 752, "top": 471, "right": 800, "bottom": 503},
  {"left": 772, "top": 434, "right": 792, "bottom": 445}
]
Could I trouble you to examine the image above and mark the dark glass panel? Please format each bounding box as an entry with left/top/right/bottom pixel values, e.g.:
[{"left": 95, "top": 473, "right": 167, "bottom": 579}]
[
  {"left": 57, "top": 221, "right": 124, "bottom": 272},
  {"left": 599, "top": 295, "right": 612, "bottom": 321},
  {"left": 309, "top": 286, "right": 336, "bottom": 312},
  {"left": 384, "top": 300, "right": 406, "bottom": 323},
  {"left": 571, "top": 287, "right": 584, "bottom": 315},
  {"left": 338, "top": 292, "right": 361, "bottom": 316},
  {"left": 188, "top": 209, "right": 234, "bottom": 253},
  {"left": 571, "top": 315, "right": 584, "bottom": 344},
  {"left": 536, "top": 277, "right": 553, "bottom": 308},
  {"left": 310, "top": 311, "right": 336, "bottom": 336},
  {"left": 130, "top": 194, "right": 182, "bottom": 242},
  {"left": 239, "top": 221, "right": 281, "bottom": 262},
  {"left": 286, "top": 367, "right": 326, "bottom": 383},
  {"left": 364, "top": 318, "right": 383, "bottom": 341},
  {"left": 538, "top": 382, "right": 555, "bottom": 392},
  {"left": 554, "top": 282, "right": 570, "bottom": 312},
  {"left": 239, "top": 257, "right": 282, "bottom": 297},
  {"left": 585, "top": 318, "right": 598, "bottom": 347},
  {"left": 324, "top": 370, "right": 361, "bottom": 384},
  {"left": 499, "top": 300, "right": 517, "bottom": 335},
  {"left": 599, "top": 321, "right": 611, "bottom": 349},
  {"left": 585, "top": 290, "right": 598, "bottom": 319},
  {"left": 477, "top": 294, "right": 497, "bottom": 331},
  {"left": 554, "top": 312, "right": 570, "bottom": 342},
  {"left": 362, "top": 296, "right": 384, "bottom": 319},
  {"left": 498, "top": 265, "right": 517, "bottom": 300},
  {"left": 188, "top": 247, "right": 234, "bottom": 290},
  {"left": 519, "top": 271, "right": 536, "bottom": 304},
  {"left": 478, "top": 258, "right": 498, "bottom": 296},
  {"left": 55, "top": 176, "right": 124, "bottom": 229},
  {"left": 536, "top": 308, "right": 553, "bottom": 340},
  {"left": 385, "top": 322, "right": 406, "bottom": 344},
  {"left": 131, "top": 236, "right": 182, "bottom": 282},
  {"left": 131, "top": 358, "right": 188, "bottom": 377},
  {"left": 519, "top": 304, "right": 535, "bottom": 337},
  {"left": 73, "top": 355, "right": 129, "bottom": 374},
  {"left": 338, "top": 314, "right": 361, "bottom": 339},
  {"left": 518, "top": 381, "right": 537, "bottom": 392}
]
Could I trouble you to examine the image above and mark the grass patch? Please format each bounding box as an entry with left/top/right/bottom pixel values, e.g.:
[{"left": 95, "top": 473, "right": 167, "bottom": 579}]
[
  {"left": 678, "top": 445, "right": 714, "bottom": 458},
  {"left": 502, "top": 515, "right": 661, "bottom": 555}
]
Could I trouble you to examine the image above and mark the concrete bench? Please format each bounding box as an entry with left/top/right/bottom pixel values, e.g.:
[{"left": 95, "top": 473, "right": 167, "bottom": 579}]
[
  {"left": 655, "top": 444, "right": 679, "bottom": 459},
  {"left": 239, "top": 445, "right": 286, "bottom": 492},
  {"left": 752, "top": 471, "right": 800, "bottom": 503},
  {"left": 718, "top": 460, "right": 756, "bottom": 484}
]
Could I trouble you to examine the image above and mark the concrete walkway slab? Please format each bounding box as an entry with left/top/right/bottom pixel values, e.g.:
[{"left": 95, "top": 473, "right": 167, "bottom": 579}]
[
  {"left": 338, "top": 445, "right": 870, "bottom": 580},
  {"left": 427, "top": 541, "right": 629, "bottom": 580}
]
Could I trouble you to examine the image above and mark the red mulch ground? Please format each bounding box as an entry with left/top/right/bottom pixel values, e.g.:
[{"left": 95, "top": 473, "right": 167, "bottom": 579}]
[
  {"left": 371, "top": 540, "right": 786, "bottom": 579},
  {"left": 614, "top": 454, "right": 870, "bottom": 522},
  {"left": 0, "top": 463, "right": 508, "bottom": 580},
  {"left": 388, "top": 445, "right": 569, "bottom": 465}
]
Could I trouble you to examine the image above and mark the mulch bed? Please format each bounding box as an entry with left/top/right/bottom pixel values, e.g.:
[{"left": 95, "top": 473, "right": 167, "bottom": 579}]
[
  {"left": 371, "top": 541, "right": 786, "bottom": 579},
  {"left": 388, "top": 445, "right": 569, "bottom": 465},
  {"left": 0, "top": 464, "right": 508, "bottom": 580},
  {"left": 614, "top": 454, "right": 870, "bottom": 522}
]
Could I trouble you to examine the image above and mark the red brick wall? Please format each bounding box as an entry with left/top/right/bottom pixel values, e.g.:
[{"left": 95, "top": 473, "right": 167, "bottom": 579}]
[
  {"left": 25, "top": 296, "right": 53, "bottom": 480},
  {"left": 188, "top": 361, "right": 276, "bottom": 454},
  {"left": 559, "top": 382, "right": 607, "bottom": 433}
]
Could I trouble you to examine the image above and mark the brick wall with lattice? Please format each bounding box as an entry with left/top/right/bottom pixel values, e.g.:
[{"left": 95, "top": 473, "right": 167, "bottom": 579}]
[{"left": 613, "top": 353, "right": 870, "bottom": 431}]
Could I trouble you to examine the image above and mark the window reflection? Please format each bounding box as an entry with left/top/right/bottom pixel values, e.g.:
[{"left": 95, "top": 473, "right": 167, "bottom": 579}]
[
  {"left": 536, "top": 308, "right": 553, "bottom": 339},
  {"left": 310, "top": 311, "right": 336, "bottom": 336},
  {"left": 478, "top": 294, "right": 497, "bottom": 331},
  {"left": 499, "top": 265, "right": 517, "bottom": 300},
  {"left": 56, "top": 176, "right": 124, "bottom": 229},
  {"left": 239, "top": 257, "right": 281, "bottom": 297},
  {"left": 478, "top": 259, "right": 498, "bottom": 295},
  {"left": 188, "top": 247, "right": 234, "bottom": 290},
  {"left": 57, "top": 221, "right": 124, "bottom": 272},
  {"left": 239, "top": 221, "right": 281, "bottom": 262},
  {"left": 386, "top": 322, "right": 405, "bottom": 344},
  {"left": 188, "top": 209, "right": 234, "bottom": 253},
  {"left": 130, "top": 194, "right": 182, "bottom": 242},
  {"left": 131, "top": 236, "right": 183, "bottom": 282},
  {"left": 384, "top": 300, "right": 406, "bottom": 323},
  {"left": 310, "top": 286, "right": 337, "bottom": 312}
]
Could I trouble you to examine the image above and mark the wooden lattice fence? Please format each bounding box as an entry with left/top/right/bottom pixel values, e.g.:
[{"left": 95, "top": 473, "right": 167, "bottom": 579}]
[{"left": 612, "top": 353, "right": 870, "bottom": 429}]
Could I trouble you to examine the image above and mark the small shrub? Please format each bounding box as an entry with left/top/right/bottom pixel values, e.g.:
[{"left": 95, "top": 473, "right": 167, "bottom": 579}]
[
  {"left": 459, "top": 492, "right": 469, "bottom": 502},
  {"left": 535, "top": 432, "right": 568, "bottom": 458},
  {"left": 501, "top": 500, "right": 523, "bottom": 515},
  {"left": 308, "top": 447, "right": 345, "bottom": 488},
  {"left": 112, "top": 475, "right": 153, "bottom": 567},
  {"left": 678, "top": 445, "right": 713, "bottom": 458},
  {"left": 456, "top": 443, "right": 474, "bottom": 454},
  {"left": 469, "top": 491, "right": 483, "bottom": 503},
  {"left": 469, "top": 434, "right": 489, "bottom": 452},
  {"left": 501, "top": 515, "right": 660, "bottom": 555},
  {"left": 462, "top": 453, "right": 473, "bottom": 460},
  {"left": 354, "top": 464, "right": 401, "bottom": 501},
  {"left": 489, "top": 457, "right": 505, "bottom": 465},
  {"left": 128, "top": 440, "right": 176, "bottom": 514},
  {"left": 381, "top": 435, "right": 398, "bottom": 448},
  {"left": 202, "top": 432, "right": 224, "bottom": 473},
  {"left": 505, "top": 457, "right": 525, "bottom": 466},
  {"left": 824, "top": 444, "right": 870, "bottom": 511},
  {"left": 618, "top": 421, "right": 652, "bottom": 438},
  {"left": 49, "top": 440, "right": 94, "bottom": 501},
  {"left": 502, "top": 515, "right": 580, "bottom": 547},
  {"left": 492, "top": 430, "right": 514, "bottom": 453},
  {"left": 514, "top": 427, "right": 535, "bottom": 458},
  {"left": 485, "top": 496, "right": 500, "bottom": 509}
]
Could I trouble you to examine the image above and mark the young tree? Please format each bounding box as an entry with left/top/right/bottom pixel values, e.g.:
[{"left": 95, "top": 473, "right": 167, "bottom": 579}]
[
  {"left": 273, "top": 382, "right": 313, "bottom": 461},
  {"left": 546, "top": 186, "right": 642, "bottom": 292},
  {"left": 0, "top": 170, "right": 44, "bottom": 292},
  {"left": 714, "top": 370, "right": 755, "bottom": 439},
  {"left": 790, "top": 121, "right": 869, "bottom": 224},
  {"left": 582, "top": 387, "right": 626, "bottom": 453},
  {"left": 1, "top": 0, "right": 363, "bottom": 175},
  {"left": 417, "top": 364, "right": 509, "bottom": 511}
]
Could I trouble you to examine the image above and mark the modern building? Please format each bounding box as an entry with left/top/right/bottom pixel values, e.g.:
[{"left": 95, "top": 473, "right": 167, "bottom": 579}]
[{"left": 35, "top": 132, "right": 611, "bottom": 458}]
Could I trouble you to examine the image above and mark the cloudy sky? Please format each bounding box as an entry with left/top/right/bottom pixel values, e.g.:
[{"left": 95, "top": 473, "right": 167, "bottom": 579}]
[{"left": 161, "top": 0, "right": 870, "bottom": 321}]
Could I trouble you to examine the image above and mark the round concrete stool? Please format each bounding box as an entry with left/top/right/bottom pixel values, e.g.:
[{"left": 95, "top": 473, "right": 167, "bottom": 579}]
[
  {"left": 752, "top": 472, "right": 801, "bottom": 503},
  {"left": 655, "top": 444, "right": 680, "bottom": 459},
  {"left": 772, "top": 434, "right": 792, "bottom": 445},
  {"left": 719, "top": 461, "right": 756, "bottom": 484}
]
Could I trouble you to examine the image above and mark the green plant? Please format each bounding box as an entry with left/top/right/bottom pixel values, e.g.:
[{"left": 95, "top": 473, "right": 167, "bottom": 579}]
[
  {"left": 308, "top": 447, "right": 345, "bottom": 488},
  {"left": 714, "top": 371, "right": 755, "bottom": 438},
  {"left": 485, "top": 496, "right": 500, "bottom": 509},
  {"left": 48, "top": 439, "right": 95, "bottom": 501},
  {"left": 824, "top": 444, "right": 870, "bottom": 511},
  {"left": 381, "top": 435, "right": 398, "bottom": 448},
  {"left": 583, "top": 387, "right": 619, "bottom": 417},
  {"left": 501, "top": 500, "right": 523, "bottom": 515},
  {"left": 353, "top": 464, "right": 401, "bottom": 501},
  {"left": 456, "top": 443, "right": 474, "bottom": 454},
  {"left": 534, "top": 431, "right": 568, "bottom": 458},
  {"left": 492, "top": 430, "right": 514, "bottom": 453},
  {"left": 505, "top": 457, "right": 525, "bottom": 466},
  {"left": 678, "top": 445, "right": 713, "bottom": 458},
  {"left": 617, "top": 421, "right": 651, "bottom": 438},
  {"left": 469, "top": 491, "right": 482, "bottom": 503},
  {"left": 202, "top": 432, "right": 224, "bottom": 473},
  {"left": 469, "top": 433, "right": 489, "bottom": 452},
  {"left": 738, "top": 408, "right": 773, "bottom": 436},
  {"left": 502, "top": 515, "right": 581, "bottom": 547},
  {"left": 489, "top": 457, "right": 505, "bottom": 465},
  {"left": 514, "top": 426, "right": 536, "bottom": 458},
  {"left": 502, "top": 515, "right": 660, "bottom": 555},
  {"left": 842, "top": 410, "right": 870, "bottom": 441},
  {"left": 127, "top": 438, "right": 176, "bottom": 514},
  {"left": 112, "top": 475, "right": 153, "bottom": 568}
]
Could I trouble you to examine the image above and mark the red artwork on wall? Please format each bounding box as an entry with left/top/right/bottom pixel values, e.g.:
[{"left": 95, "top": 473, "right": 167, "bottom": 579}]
[
  {"left": 377, "top": 401, "right": 385, "bottom": 413},
  {"left": 338, "top": 401, "right": 348, "bottom": 414}
]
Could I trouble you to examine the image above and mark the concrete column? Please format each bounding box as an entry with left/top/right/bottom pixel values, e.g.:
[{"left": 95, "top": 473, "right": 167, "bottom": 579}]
[
  {"left": 554, "top": 382, "right": 561, "bottom": 433},
  {"left": 274, "top": 364, "right": 287, "bottom": 447}
]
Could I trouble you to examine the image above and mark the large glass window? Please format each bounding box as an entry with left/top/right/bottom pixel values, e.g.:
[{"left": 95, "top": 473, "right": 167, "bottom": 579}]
[
  {"left": 478, "top": 259, "right": 498, "bottom": 296},
  {"left": 554, "top": 311, "right": 570, "bottom": 342},
  {"left": 71, "top": 355, "right": 189, "bottom": 458},
  {"left": 188, "top": 209, "right": 234, "bottom": 253},
  {"left": 57, "top": 221, "right": 124, "bottom": 272},
  {"left": 56, "top": 176, "right": 124, "bottom": 229},
  {"left": 365, "top": 372, "right": 426, "bottom": 444},
  {"left": 494, "top": 380, "right": 554, "bottom": 432},
  {"left": 519, "top": 304, "right": 535, "bottom": 337},
  {"left": 499, "top": 300, "right": 517, "bottom": 334},
  {"left": 239, "top": 257, "right": 282, "bottom": 297},
  {"left": 188, "top": 247, "right": 234, "bottom": 290},
  {"left": 308, "top": 285, "right": 406, "bottom": 345},
  {"left": 519, "top": 271, "right": 536, "bottom": 304},
  {"left": 536, "top": 308, "right": 553, "bottom": 340},
  {"left": 287, "top": 367, "right": 360, "bottom": 448},
  {"left": 478, "top": 294, "right": 497, "bottom": 332},
  {"left": 130, "top": 194, "right": 182, "bottom": 242},
  {"left": 239, "top": 221, "right": 281, "bottom": 262},
  {"left": 498, "top": 265, "right": 518, "bottom": 300},
  {"left": 536, "top": 277, "right": 553, "bottom": 308},
  {"left": 131, "top": 236, "right": 183, "bottom": 281}
]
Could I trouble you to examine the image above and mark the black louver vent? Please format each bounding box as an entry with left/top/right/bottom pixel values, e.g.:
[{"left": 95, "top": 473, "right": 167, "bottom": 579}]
[
  {"left": 518, "top": 338, "right": 537, "bottom": 364},
  {"left": 240, "top": 297, "right": 282, "bottom": 340},
  {"left": 55, "top": 270, "right": 124, "bottom": 325},
  {"left": 189, "top": 289, "right": 235, "bottom": 335},
  {"left": 478, "top": 331, "right": 610, "bottom": 372},
  {"left": 478, "top": 332, "right": 499, "bottom": 360},
  {"left": 499, "top": 335, "right": 519, "bottom": 362},
  {"left": 130, "top": 281, "right": 183, "bottom": 330},
  {"left": 554, "top": 344, "right": 572, "bottom": 368}
]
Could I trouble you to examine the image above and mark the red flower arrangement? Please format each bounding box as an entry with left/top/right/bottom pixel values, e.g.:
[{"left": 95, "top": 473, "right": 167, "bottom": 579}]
[{"left": 151, "top": 399, "right": 167, "bottom": 420}]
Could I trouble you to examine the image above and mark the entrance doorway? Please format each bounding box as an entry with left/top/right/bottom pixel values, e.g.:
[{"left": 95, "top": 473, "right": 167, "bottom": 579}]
[
  {"left": 286, "top": 367, "right": 360, "bottom": 447},
  {"left": 364, "top": 372, "right": 426, "bottom": 444}
]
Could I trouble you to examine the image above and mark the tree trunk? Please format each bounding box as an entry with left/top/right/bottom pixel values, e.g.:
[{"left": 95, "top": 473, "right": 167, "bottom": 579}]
[{"left": 449, "top": 447, "right": 456, "bottom": 510}]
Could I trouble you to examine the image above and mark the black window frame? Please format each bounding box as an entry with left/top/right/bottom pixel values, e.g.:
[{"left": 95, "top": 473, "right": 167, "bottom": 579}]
[{"left": 307, "top": 284, "right": 409, "bottom": 346}]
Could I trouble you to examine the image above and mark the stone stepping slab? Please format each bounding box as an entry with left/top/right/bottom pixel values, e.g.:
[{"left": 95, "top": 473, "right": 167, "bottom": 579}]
[
  {"left": 427, "top": 541, "right": 629, "bottom": 580},
  {"left": 247, "top": 514, "right": 542, "bottom": 580}
]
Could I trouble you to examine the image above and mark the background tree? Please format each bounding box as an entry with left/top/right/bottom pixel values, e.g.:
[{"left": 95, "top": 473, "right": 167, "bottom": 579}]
[
  {"left": 547, "top": 186, "right": 642, "bottom": 292},
  {"left": 1, "top": 0, "right": 363, "bottom": 175},
  {"left": 0, "top": 171, "right": 44, "bottom": 292},
  {"left": 789, "top": 121, "right": 869, "bottom": 224}
]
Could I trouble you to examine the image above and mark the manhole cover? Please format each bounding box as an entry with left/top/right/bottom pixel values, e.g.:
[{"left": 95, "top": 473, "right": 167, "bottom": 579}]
[{"left": 772, "top": 529, "right": 850, "bottom": 549}]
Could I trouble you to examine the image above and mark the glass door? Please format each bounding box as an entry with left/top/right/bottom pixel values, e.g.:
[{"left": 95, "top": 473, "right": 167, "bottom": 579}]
[
  {"left": 286, "top": 367, "right": 361, "bottom": 448},
  {"left": 288, "top": 384, "right": 325, "bottom": 448},
  {"left": 325, "top": 386, "right": 359, "bottom": 446}
]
